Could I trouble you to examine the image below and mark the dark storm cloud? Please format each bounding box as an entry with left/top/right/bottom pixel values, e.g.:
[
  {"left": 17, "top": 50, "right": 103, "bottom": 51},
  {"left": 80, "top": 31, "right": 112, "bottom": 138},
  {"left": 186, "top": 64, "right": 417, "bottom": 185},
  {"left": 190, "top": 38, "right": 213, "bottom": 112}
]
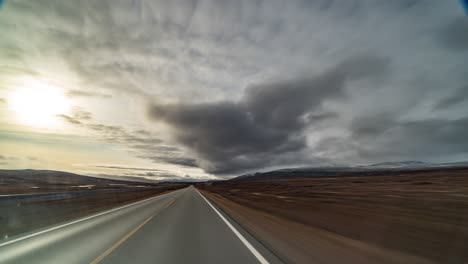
[
  {"left": 148, "top": 55, "right": 389, "bottom": 174},
  {"left": 435, "top": 85, "right": 468, "bottom": 110},
  {"left": 351, "top": 113, "right": 397, "bottom": 139},
  {"left": 244, "top": 55, "right": 388, "bottom": 131},
  {"left": 129, "top": 144, "right": 197, "bottom": 168},
  {"left": 144, "top": 156, "right": 198, "bottom": 168},
  {"left": 438, "top": 17, "right": 468, "bottom": 51},
  {"left": 303, "top": 112, "right": 339, "bottom": 123}
]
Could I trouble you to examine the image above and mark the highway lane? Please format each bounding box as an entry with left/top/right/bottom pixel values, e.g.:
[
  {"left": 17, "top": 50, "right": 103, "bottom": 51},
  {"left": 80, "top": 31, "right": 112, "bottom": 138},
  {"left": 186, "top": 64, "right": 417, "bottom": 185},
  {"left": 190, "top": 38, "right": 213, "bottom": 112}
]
[{"left": 0, "top": 186, "right": 283, "bottom": 264}]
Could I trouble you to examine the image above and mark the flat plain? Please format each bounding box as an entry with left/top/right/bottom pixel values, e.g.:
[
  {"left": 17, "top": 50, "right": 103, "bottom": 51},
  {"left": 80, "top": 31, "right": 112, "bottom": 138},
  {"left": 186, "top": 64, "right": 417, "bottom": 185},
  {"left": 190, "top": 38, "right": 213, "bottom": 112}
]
[{"left": 199, "top": 167, "right": 468, "bottom": 264}]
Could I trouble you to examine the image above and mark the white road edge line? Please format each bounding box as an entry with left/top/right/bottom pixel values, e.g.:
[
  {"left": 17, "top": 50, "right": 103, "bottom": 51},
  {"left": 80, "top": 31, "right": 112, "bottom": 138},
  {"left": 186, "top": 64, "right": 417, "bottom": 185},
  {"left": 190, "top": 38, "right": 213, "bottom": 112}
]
[
  {"left": 0, "top": 188, "right": 184, "bottom": 248},
  {"left": 196, "top": 189, "right": 270, "bottom": 264},
  {"left": 0, "top": 192, "right": 68, "bottom": 197}
]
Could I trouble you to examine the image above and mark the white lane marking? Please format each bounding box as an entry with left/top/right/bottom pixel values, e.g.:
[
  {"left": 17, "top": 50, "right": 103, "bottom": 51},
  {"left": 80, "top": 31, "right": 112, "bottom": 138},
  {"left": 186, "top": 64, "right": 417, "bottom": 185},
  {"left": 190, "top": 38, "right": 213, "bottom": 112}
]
[
  {"left": 0, "top": 188, "right": 184, "bottom": 248},
  {"left": 196, "top": 189, "right": 270, "bottom": 264}
]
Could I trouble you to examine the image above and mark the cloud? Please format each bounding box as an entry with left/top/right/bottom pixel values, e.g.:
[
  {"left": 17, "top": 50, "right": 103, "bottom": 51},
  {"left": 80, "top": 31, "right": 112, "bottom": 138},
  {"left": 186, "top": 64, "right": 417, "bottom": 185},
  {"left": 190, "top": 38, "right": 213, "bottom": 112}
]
[
  {"left": 91, "top": 164, "right": 185, "bottom": 179},
  {"left": 57, "top": 114, "right": 83, "bottom": 125},
  {"left": 0, "top": 155, "right": 18, "bottom": 160},
  {"left": 144, "top": 156, "right": 198, "bottom": 168},
  {"left": 127, "top": 171, "right": 179, "bottom": 179},
  {"left": 350, "top": 114, "right": 468, "bottom": 161},
  {"left": 243, "top": 55, "right": 388, "bottom": 131},
  {"left": 59, "top": 107, "right": 195, "bottom": 168},
  {"left": 148, "top": 55, "right": 388, "bottom": 174},
  {"left": 350, "top": 113, "right": 397, "bottom": 139},
  {"left": 0, "top": 155, "right": 20, "bottom": 165},
  {"left": 2, "top": 0, "right": 468, "bottom": 177},
  {"left": 438, "top": 17, "right": 468, "bottom": 51},
  {"left": 435, "top": 85, "right": 468, "bottom": 110},
  {"left": 26, "top": 156, "right": 40, "bottom": 161},
  {"left": 92, "top": 165, "right": 169, "bottom": 172},
  {"left": 57, "top": 109, "right": 93, "bottom": 125},
  {"left": 66, "top": 90, "right": 111, "bottom": 98}
]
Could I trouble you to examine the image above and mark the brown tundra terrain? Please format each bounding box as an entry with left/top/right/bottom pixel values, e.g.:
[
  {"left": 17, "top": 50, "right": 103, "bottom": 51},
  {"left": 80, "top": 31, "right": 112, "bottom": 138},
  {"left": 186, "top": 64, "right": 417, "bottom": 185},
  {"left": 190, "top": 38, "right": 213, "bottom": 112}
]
[{"left": 198, "top": 167, "right": 468, "bottom": 264}]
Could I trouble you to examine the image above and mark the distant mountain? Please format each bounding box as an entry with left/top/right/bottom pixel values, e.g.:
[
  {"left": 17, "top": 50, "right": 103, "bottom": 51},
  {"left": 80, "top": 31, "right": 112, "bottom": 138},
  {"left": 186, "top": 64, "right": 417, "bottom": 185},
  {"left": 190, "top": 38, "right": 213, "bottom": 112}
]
[
  {"left": 365, "top": 161, "right": 430, "bottom": 169},
  {"left": 436, "top": 161, "right": 468, "bottom": 167},
  {"left": 231, "top": 166, "right": 363, "bottom": 181},
  {"left": 366, "top": 161, "right": 468, "bottom": 169},
  {"left": 230, "top": 161, "right": 468, "bottom": 182}
]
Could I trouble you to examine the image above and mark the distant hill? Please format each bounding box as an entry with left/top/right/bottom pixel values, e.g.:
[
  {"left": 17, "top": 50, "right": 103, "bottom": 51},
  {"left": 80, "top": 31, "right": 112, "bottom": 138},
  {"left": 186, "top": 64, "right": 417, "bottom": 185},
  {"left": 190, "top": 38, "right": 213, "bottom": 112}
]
[
  {"left": 0, "top": 169, "right": 151, "bottom": 187},
  {"left": 88, "top": 174, "right": 160, "bottom": 184},
  {"left": 365, "top": 161, "right": 430, "bottom": 169},
  {"left": 230, "top": 161, "right": 468, "bottom": 182},
  {"left": 365, "top": 161, "right": 468, "bottom": 169}
]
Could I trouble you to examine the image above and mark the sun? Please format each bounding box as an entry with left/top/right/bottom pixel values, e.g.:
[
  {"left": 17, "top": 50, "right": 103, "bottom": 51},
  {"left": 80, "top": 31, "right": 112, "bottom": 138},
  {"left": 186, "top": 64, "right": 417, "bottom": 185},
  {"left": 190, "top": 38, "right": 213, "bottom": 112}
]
[{"left": 8, "top": 80, "right": 71, "bottom": 128}]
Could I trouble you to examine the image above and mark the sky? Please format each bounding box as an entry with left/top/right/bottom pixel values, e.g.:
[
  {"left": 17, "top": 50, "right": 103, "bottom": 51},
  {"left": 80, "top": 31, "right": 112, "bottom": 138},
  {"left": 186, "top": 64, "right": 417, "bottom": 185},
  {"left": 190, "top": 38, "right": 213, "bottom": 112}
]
[{"left": 0, "top": 0, "right": 467, "bottom": 180}]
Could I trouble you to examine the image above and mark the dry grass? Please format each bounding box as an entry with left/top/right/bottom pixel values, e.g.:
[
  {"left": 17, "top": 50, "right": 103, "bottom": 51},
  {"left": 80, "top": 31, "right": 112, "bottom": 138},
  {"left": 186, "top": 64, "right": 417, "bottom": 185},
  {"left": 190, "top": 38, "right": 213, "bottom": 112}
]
[{"left": 199, "top": 168, "right": 468, "bottom": 263}]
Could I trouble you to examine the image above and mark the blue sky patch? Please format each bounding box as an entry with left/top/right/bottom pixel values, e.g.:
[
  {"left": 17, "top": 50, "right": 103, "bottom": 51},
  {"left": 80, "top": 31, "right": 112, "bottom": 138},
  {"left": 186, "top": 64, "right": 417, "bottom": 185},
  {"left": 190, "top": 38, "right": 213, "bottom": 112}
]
[{"left": 462, "top": 0, "right": 468, "bottom": 14}]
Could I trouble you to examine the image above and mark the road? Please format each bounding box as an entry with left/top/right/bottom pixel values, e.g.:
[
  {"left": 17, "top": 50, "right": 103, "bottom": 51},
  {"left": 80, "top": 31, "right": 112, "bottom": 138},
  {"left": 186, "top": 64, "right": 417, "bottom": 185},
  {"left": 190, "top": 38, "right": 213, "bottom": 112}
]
[{"left": 0, "top": 186, "right": 283, "bottom": 264}]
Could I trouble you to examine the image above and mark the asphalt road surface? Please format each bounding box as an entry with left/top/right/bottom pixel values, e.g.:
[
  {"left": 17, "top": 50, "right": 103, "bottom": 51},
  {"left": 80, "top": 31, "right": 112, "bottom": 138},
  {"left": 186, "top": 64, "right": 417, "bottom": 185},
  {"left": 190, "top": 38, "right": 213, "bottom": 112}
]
[{"left": 0, "top": 186, "right": 283, "bottom": 264}]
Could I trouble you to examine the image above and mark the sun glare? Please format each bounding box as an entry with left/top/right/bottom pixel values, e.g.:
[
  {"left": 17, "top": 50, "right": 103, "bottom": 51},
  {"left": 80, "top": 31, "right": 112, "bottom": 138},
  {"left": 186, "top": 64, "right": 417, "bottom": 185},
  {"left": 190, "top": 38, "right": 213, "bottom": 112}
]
[{"left": 8, "top": 80, "right": 71, "bottom": 128}]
